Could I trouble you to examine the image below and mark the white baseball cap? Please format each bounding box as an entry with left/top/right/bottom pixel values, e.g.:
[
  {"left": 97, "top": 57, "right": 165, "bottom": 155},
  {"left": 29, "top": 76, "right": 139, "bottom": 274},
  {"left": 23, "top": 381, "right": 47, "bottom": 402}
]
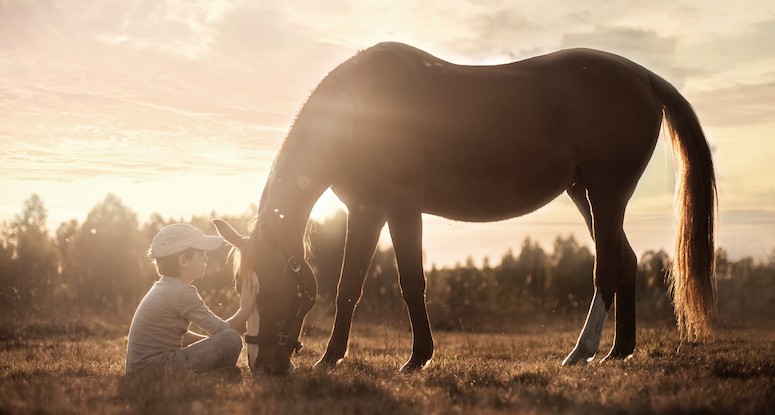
[{"left": 149, "top": 223, "right": 224, "bottom": 259}]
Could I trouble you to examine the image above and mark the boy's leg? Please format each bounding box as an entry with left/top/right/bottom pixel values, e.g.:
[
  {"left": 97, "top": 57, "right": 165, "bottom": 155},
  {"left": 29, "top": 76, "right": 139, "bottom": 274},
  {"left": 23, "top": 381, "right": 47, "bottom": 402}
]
[{"left": 170, "top": 329, "right": 243, "bottom": 373}]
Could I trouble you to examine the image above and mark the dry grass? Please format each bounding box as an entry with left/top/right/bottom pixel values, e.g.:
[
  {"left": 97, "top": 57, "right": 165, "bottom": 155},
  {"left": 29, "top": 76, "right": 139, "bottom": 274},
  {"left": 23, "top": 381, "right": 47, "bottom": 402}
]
[{"left": 1, "top": 319, "right": 773, "bottom": 415}]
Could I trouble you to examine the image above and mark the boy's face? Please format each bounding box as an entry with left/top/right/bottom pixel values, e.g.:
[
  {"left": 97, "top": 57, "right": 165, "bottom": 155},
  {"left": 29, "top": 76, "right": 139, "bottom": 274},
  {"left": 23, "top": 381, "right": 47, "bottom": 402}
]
[{"left": 179, "top": 250, "right": 208, "bottom": 281}]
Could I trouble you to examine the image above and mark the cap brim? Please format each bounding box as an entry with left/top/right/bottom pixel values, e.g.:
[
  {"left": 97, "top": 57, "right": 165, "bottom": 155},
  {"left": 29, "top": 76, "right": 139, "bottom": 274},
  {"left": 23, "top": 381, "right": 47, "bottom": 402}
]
[{"left": 191, "top": 235, "right": 224, "bottom": 251}]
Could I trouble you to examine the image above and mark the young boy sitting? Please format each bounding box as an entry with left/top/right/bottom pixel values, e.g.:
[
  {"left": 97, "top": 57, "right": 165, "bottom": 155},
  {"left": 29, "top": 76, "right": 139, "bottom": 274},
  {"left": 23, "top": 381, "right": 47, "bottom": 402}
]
[{"left": 125, "top": 223, "right": 258, "bottom": 375}]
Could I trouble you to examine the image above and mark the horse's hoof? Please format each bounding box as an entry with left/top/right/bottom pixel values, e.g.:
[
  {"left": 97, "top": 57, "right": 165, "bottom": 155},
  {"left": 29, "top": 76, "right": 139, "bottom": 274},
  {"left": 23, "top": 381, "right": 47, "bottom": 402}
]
[
  {"left": 561, "top": 348, "right": 595, "bottom": 366},
  {"left": 399, "top": 358, "right": 430, "bottom": 373},
  {"left": 600, "top": 350, "right": 634, "bottom": 363},
  {"left": 313, "top": 355, "right": 342, "bottom": 369},
  {"left": 281, "top": 361, "right": 296, "bottom": 376},
  {"left": 399, "top": 362, "right": 422, "bottom": 373},
  {"left": 254, "top": 360, "right": 295, "bottom": 377},
  {"left": 312, "top": 359, "right": 336, "bottom": 369}
]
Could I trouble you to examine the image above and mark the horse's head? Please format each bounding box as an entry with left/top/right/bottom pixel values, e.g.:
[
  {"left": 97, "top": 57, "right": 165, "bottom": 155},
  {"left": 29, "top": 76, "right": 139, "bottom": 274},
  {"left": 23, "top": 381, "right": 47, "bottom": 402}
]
[{"left": 213, "top": 218, "right": 316, "bottom": 376}]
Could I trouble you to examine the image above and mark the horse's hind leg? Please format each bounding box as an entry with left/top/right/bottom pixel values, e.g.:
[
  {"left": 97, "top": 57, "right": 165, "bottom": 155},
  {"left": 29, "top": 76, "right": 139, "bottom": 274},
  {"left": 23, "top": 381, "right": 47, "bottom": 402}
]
[
  {"left": 562, "top": 188, "right": 637, "bottom": 365},
  {"left": 566, "top": 182, "right": 637, "bottom": 362},
  {"left": 315, "top": 207, "right": 385, "bottom": 368},
  {"left": 567, "top": 182, "right": 593, "bottom": 240},
  {"left": 603, "top": 232, "right": 637, "bottom": 362}
]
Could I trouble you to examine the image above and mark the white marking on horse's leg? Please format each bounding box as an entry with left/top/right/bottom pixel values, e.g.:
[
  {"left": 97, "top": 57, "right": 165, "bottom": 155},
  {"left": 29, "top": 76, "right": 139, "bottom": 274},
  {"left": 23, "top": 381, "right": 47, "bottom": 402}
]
[
  {"left": 562, "top": 290, "right": 609, "bottom": 365},
  {"left": 246, "top": 309, "right": 259, "bottom": 371}
]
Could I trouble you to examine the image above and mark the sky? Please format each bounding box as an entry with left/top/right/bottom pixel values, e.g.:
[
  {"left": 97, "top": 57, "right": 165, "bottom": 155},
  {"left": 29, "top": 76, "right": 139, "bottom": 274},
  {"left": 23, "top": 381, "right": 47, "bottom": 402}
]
[{"left": 2, "top": 0, "right": 775, "bottom": 267}]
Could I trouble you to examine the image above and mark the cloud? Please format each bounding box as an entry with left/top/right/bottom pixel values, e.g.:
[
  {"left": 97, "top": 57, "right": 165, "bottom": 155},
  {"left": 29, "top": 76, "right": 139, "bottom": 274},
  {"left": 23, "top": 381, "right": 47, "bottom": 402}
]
[
  {"left": 681, "top": 18, "right": 775, "bottom": 74},
  {"left": 692, "top": 81, "right": 775, "bottom": 127},
  {"left": 0, "top": 80, "right": 285, "bottom": 182},
  {"left": 0, "top": 132, "right": 278, "bottom": 182},
  {"left": 449, "top": 5, "right": 544, "bottom": 61},
  {"left": 561, "top": 26, "right": 689, "bottom": 87},
  {"left": 0, "top": 0, "right": 67, "bottom": 51},
  {"left": 0, "top": 0, "right": 354, "bottom": 185},
  {"left": 674, "top": 18, "right": 775, "bottom": 127},
  {"left": 2, "top": 0, "right": 775, "bottom": 234},
  {"left": 721, "top": 209, "right": 775, "bottom": 225}
]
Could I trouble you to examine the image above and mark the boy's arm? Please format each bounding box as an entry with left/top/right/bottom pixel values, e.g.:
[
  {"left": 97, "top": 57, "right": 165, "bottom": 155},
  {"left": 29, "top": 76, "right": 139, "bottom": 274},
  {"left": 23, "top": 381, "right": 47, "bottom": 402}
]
[
  {"left": 226, "top": 273, "right": 259, "bottom": 332},
  {"left": 182, "top": 330, "right": 207, "bottom": 346}
]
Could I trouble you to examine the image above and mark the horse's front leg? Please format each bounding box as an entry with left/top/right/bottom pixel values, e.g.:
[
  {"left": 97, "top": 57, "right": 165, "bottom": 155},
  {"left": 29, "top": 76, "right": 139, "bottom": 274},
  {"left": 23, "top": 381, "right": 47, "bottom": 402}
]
[
  {"left": 388, "top": 210, "right": 434, "bottom": 372},
  {"left": 315, "top": 208, "right": 385, "bottom": 368}
]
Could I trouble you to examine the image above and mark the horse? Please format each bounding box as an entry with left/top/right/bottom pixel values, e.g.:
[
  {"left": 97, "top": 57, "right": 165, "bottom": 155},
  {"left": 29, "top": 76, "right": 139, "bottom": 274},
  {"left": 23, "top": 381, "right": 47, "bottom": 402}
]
[{"left": 213, "top": 41, "right": 716, "bottom": 375}]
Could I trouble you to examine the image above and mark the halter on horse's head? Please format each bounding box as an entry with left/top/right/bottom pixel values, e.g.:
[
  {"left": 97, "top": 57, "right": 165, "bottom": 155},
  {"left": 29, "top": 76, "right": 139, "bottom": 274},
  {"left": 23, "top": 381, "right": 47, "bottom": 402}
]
[{"left": 214, "top": 218, "right": 316, "bottom": 376}]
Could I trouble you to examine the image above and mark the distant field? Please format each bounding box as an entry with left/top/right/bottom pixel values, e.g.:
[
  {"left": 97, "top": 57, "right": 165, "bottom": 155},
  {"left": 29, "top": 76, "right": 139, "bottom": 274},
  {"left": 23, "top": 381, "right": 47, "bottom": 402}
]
[{"left": 1, "top": 319, "right": 773, "bottom": 414}]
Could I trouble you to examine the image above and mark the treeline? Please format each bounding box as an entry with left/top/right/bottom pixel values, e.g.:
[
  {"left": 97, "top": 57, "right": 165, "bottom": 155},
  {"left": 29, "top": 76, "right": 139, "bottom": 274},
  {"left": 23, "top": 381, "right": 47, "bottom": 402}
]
[
  {"left": 1, "top": 194, "right": 774, "bottom": 329},
  {"left": 308, "top": 211, "right": 775, "bottom": 328}
]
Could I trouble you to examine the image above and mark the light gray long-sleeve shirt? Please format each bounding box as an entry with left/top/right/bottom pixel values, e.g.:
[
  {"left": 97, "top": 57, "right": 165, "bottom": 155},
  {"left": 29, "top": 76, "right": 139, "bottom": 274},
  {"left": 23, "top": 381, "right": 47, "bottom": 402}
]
[{"left": 125, "top": 276, "right": 230, "bottom": 374}]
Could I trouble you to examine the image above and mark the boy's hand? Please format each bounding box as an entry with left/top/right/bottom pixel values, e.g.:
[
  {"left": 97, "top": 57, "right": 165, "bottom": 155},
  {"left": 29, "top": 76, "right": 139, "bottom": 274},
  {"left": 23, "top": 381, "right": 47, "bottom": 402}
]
[
  {"left": 239, "top": 272, "right": 258, "bottom": 310},
  {"left": 226, "top": 272, "right": 259, "bottom": 332}
]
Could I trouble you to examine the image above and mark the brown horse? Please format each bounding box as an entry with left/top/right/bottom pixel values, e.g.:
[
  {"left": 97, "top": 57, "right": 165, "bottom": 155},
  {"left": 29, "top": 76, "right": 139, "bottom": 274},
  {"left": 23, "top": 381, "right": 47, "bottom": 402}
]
[{"left": 213, "top": 42, "right": 716, "bottom": 375}]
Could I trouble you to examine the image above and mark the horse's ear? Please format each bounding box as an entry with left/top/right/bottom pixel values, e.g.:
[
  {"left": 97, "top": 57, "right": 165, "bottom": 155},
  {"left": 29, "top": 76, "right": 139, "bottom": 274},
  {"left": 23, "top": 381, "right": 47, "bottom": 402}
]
[{"left": 213, "top": 219, "right": 248, "bottom": 249}]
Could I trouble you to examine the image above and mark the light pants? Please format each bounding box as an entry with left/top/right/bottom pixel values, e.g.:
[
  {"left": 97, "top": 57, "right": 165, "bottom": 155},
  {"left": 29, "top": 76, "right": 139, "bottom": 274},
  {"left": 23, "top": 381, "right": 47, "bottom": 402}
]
[{"left": 169, "top": 328, "right": 242, "bottom": 373}]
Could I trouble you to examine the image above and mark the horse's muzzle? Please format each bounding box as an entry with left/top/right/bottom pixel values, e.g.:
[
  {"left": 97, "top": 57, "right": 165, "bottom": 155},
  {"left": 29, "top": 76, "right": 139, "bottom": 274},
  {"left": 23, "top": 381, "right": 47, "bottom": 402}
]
[{"left": 258, "top": 360, "right": 295, "bottom": 377}]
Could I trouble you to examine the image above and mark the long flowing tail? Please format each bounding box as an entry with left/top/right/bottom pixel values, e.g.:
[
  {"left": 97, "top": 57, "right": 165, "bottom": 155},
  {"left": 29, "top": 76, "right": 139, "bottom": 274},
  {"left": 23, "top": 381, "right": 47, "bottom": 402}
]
[{"left": 648, "top": 71, "right": 717, "bottom": 339}]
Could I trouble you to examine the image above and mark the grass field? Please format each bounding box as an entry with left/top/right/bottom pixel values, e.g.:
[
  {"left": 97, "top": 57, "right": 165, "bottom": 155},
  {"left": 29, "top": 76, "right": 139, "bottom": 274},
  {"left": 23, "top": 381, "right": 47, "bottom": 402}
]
[{"left": 1, "top": 317, "right": 773, "bottom": 415}]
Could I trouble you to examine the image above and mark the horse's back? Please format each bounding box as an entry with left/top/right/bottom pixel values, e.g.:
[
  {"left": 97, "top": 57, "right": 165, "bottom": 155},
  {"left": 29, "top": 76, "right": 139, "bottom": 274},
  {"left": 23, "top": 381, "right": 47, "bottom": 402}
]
[
  {"left": 351, "top": 43, "right": 661, "bottom": 149},
  {"left": 329, "top": 44, "right": 663, "bottom": 221}
]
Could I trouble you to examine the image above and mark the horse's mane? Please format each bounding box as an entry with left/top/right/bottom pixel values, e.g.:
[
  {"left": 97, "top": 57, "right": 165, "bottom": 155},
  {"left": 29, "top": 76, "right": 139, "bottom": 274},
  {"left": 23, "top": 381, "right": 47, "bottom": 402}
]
[
  {"left": 228, "top": 212, "right": 314, "bottom": 292},
  {"left": 271, "top": 48, "right": 371, "bottom": 192},
  {"left": 285, "top": 42, "right": 429, "bottom": 142}
]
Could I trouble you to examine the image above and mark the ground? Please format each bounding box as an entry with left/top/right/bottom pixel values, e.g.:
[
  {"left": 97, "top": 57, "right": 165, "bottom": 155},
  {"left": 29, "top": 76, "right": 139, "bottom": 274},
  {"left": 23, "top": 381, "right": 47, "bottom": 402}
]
[{"left": 1, "top": 318, "right": 773, "bottom": 414}]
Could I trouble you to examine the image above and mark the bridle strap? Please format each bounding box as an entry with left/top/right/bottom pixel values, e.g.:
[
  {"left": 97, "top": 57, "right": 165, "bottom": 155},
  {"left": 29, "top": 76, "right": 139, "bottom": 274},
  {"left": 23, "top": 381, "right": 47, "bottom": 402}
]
[
  {"left": 244, "top": 334, "right": 303, "bottom": 354},
  {"left": 244, "top": 254, "right": 315, "bottom": 359}
]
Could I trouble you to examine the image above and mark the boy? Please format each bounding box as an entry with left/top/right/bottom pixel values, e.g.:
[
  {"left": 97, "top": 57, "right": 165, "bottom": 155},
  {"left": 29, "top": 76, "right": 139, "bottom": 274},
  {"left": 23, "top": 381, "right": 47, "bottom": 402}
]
[{"left": 125, "top": 223, "right": 258, "bottom": 375}]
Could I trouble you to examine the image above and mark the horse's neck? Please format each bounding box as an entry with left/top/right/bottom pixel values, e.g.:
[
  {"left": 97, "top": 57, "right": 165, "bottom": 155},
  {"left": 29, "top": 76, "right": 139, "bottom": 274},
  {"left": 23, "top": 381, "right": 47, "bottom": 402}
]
[{"left": 258, "top": 150, "right": 329, "bottom": 250}]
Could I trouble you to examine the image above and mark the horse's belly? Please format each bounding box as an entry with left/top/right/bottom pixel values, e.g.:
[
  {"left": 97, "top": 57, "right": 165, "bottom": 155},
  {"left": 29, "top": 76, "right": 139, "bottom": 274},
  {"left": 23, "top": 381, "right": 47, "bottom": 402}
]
[{"left": 422, "top": 165, "right": 575, "bottom": 222}]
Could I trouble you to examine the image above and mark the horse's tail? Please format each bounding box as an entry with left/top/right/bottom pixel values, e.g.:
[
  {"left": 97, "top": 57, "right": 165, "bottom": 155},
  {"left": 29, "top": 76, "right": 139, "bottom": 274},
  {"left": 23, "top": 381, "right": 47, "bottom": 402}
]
[{"left": 647, "top": 71, "right": 717, "bottom": 339}]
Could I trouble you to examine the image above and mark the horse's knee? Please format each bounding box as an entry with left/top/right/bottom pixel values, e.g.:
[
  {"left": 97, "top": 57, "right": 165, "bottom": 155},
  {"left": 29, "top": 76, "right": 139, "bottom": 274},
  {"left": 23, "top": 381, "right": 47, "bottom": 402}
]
[
  {"left": 399, "top": 280, "right": 427, "bottom": 305},
  {"left": 335, "top": 292, "right": 361, "bottom": 312},
  {"left": 399, "top": 270, "right": 425, "bottom": 290},
  {"left": 336, "top": 276, "right": 367, "bottom": 308}
]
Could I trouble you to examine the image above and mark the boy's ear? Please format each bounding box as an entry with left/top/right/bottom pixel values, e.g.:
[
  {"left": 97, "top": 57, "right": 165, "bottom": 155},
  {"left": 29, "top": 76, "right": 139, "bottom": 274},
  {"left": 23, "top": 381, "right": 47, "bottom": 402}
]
[
  {"left": 213, "top": 219, "right": 248, "bottom": 250},
  {"left": 177, "top": 253, "right": 189, "bottom": 269}
]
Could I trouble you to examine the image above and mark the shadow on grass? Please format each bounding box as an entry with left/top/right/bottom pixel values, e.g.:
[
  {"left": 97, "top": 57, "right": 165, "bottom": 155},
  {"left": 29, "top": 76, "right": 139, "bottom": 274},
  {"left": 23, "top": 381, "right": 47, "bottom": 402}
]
[
  {"left": 118, "top": 366, "right": 414, "bottom": 414},
  {"left": 260, "top": 367, "right": 414, "bottom": 414},
  {"left": 711, "top": 359, "right": 775, "bottom": 380},
  {"left": 118, "top": 369, "right": 214, "bottom": 414}
]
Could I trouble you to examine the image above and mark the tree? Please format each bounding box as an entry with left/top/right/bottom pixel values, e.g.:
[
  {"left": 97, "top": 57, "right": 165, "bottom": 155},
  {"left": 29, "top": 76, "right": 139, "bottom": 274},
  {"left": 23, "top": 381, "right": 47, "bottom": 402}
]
[
  {"left": 635, "top": 249, "right": 672, "bottom": 317},
  {"left": 305, "top": 209, "right": 406, "bottom": 320},
  {"left": 0, "top": 220, "right": 17, "bottom": 310},
  {"left": 55, "top": 219, "right": 80, "bottom": 307},
  {"left": 494, "top": 248, "right": 519, "bottom": 308},
  {"left": 494, "top": 238, "right": 549, "bottom": 312},
  {"left": 360, "top": 246, "right": 401, "bottom": 319},
  {"left": 547, "top": 235, "right": 594, "bottom": 312},
  {"left": 70, "top": 194, "right": 145, "bottom": 310},
  {"left": 2, "top": 195, "right": 59, "bottom": 313},
  {"left": 441, "top": 256, "right": 492, "bottom": 324},
  {"left": 306, "top": 210, "right": 347, "bottom": 300}
]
